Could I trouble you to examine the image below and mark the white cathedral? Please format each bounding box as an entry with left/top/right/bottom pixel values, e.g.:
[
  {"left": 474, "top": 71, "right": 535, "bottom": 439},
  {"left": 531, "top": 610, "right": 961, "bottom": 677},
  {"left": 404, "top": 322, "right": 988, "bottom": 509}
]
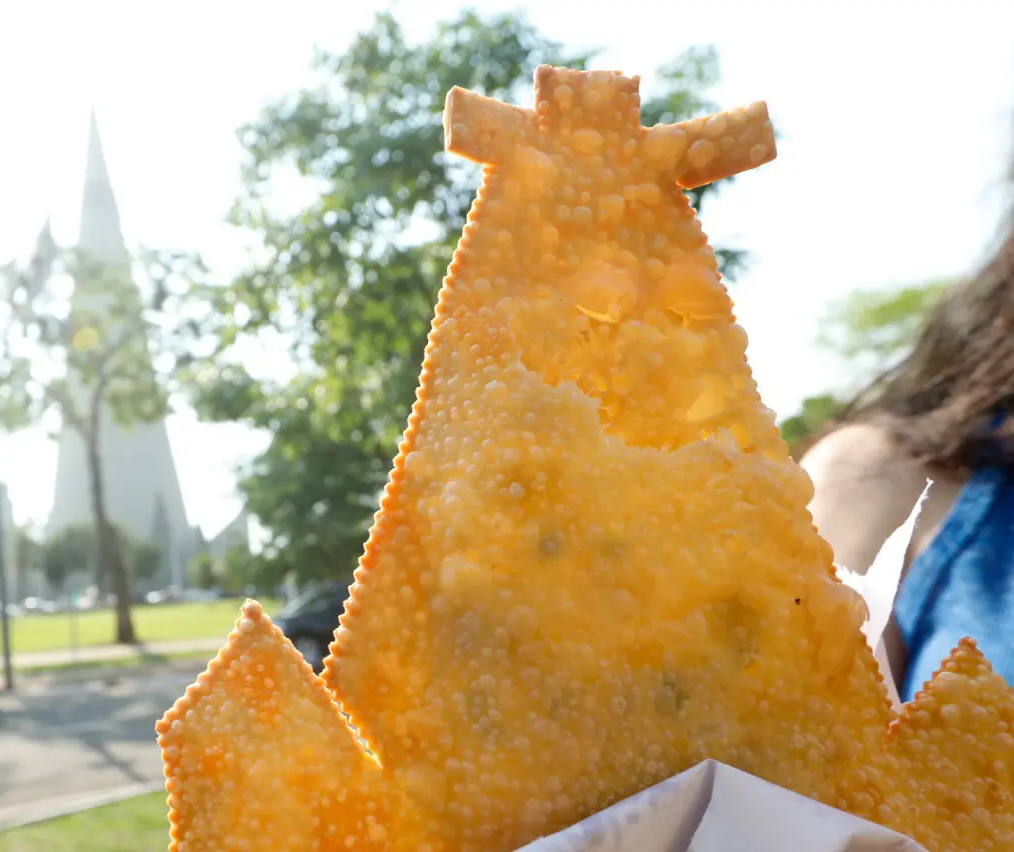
[{"left": 1, "top": 112, "right": 249, "bottom": 603}]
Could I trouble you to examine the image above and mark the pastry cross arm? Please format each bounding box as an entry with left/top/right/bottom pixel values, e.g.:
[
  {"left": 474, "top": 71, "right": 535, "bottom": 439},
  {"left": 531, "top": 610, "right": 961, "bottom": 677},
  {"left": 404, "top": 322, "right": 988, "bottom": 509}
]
[
  {"left": 444, "top": 64, "right": 775, "bottom": 189},
  {"left": 443, "top": 86, "right": 538, "bottom": 166},
  {"left": 669, "top": 101, "right": 776, "bottom": 189}
]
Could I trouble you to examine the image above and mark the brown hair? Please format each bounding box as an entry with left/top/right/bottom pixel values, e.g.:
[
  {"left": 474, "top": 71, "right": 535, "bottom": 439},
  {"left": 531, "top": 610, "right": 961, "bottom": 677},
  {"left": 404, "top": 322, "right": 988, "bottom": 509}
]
[{"left": 841, "top": 225, "right": 1014, "bottom": 471}]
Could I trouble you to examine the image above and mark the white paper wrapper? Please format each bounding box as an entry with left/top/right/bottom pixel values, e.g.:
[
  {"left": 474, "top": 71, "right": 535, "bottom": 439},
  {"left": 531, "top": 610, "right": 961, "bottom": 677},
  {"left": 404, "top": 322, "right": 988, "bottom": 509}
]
[
  {"left": 835, "top": 481, "right": 931, "bottom": 707},
  {"left": 516, "top": 760, "right": 926, "bottom": 852},
  {"left": 515, "top": 484, "right": 934, "bottom": 852}
]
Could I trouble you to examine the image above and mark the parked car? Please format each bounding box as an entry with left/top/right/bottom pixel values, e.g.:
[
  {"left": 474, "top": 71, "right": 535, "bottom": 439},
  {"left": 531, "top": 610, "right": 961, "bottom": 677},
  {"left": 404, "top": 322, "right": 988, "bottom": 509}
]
[{"left": 272, "top": 584, "right": 348, "bottom": 673}]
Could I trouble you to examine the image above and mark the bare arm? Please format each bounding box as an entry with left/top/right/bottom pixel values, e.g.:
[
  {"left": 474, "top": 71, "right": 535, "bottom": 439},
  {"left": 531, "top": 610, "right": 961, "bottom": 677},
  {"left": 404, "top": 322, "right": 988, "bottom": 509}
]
[
  {"left": 800, "top": 423, "right": 927, "bottom": 705},
  {"left": 801, "top": 423, "right": 927, "bottom": 576}
]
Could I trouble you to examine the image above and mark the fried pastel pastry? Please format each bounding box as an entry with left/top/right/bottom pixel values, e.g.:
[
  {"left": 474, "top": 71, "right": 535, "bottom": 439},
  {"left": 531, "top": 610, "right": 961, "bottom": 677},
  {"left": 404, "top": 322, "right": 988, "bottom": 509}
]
[
  {"left": 157, "top": 600, "right": 422, "bottom": 851},
  {"left": 160, "top": 66, "right": 1014, "bottom": 852},
  {"left": 873, "top": 639, "right": 1014, "bottom": 852},
  {"left": 325, "top": 66, "right": 896, "bottom": 851}
]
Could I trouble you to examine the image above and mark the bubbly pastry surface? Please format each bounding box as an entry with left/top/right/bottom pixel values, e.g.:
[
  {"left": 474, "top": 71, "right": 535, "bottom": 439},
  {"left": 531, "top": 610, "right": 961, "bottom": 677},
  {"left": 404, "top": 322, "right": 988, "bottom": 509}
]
[
  {"left": 327, "top": 65, "right": 894, "bottom": 851},
  {"left": 159, "top": 66, "right": 1014, "bottom": 852},
  {"left": 877, "top": 639, "right": 1014, "bottom": 852},
  {"left": 158, "top": 601, "right": 408, "bottom": 851}
]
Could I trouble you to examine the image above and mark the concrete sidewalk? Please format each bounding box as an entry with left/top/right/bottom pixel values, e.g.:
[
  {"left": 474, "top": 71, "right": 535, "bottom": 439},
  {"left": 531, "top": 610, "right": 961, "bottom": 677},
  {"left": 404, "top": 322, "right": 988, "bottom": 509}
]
[
  {"left": 0, "top": 665, "right": 203, "bottom": 831},
  {"left": 0, "top": 781, "right": 166, "bottom": 832},
  {"left": 11, "top": 637, "right": 223, "bottom": 670}
]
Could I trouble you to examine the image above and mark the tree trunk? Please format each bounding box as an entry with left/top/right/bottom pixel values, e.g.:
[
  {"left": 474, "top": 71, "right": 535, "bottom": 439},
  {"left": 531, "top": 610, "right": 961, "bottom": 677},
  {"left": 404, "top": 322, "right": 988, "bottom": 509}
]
[{"left": 85, "top": 426, "right": 136, "bottom": 645}]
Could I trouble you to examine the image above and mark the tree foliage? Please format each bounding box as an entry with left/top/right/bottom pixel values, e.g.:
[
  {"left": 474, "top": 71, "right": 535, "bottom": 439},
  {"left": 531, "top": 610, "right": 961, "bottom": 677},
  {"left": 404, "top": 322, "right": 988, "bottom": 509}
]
[
  {"left": 779, "top": 394, "right": 844, "bottom": 459},
  {"left": 42, "top": 525, "right": 94, "bottom": 594},
  {"left": 817, "top": 280, "right": 950, "bottom": 368},
  {"left": 0, "top": 248, "right": 168, "bottom": 433},
  {"left": 219, "top": 546, "right": 261, "bottom": 596},
  {"left": 779, "top": 279, "right": 952, "bottom": 456},
  {"left": 40, "top": 522, "right": 165, "bottom": 594},
  {"left": 0, "top": 242, "right": 179, "bottom": 640},
  {"left": 7, "top": 525, "right": 44, "bottom": 602},
  {"left": 189, "top": 552, "right": 217, "bottom": 591},
  {"left": 186, "top": 547, "right": 259, "bottom": 594},
  {"left": 132, "top": 540, "right": 163, "bottom": 583},
  {"left": 180, "top": 11, "right": 748, "bottom": 586}
]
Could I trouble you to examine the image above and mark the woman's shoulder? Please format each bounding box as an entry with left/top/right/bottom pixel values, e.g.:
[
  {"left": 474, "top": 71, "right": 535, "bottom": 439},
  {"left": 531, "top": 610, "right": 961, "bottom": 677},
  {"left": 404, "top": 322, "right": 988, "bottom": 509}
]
[
  {"left": 800, "top": 421, "right": 931, "bottom": 574},
  {"left": 801, "top": 421, "right": 918, "bottom": 485}
]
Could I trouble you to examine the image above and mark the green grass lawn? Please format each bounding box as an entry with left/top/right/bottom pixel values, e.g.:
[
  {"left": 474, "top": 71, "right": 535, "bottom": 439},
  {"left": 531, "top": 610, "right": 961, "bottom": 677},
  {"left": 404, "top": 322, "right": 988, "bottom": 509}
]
[
  {"left": 16, "top": 648, "right": 216, "bottom": 677},
  {"left": 1, "top": 599, "right": 280, "bottom": 655},
  {"left": 0, "top": 793, "right": 168, "bottom": 852}
]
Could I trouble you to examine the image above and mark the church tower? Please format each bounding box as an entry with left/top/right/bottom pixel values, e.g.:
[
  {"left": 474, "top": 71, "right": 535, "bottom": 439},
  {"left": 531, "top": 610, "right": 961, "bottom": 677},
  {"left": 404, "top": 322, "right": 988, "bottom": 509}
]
[{"left": 47, "top": 111, "right": 192, "bottom": 591}]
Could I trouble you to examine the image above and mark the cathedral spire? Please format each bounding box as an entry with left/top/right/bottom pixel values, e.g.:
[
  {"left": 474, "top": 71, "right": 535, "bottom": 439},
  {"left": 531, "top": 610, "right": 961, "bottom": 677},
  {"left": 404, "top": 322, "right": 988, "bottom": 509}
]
[
  {"left": 48, "top": 108, "right": 192, "bottom": 591},
  {"left": 79, "top": 109, "right": 126, "bottom": 265},
  {"left": 22, "top": 217, "right": 58, "bottom": 303}
]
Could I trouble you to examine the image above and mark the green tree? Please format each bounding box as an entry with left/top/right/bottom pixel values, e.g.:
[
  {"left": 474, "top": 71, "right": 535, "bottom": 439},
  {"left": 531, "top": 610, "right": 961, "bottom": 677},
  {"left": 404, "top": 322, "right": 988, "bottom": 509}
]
[
  {"left": 11, "top": 526, "right": 44, "bottom": 601},
  {"left": 221, "top": 547, "right": 259, "bottom": 596},
  {"left": 130, "top": 541, "right": 163, "bottom": 584},
  {"left": 42, "top": 545, "right": 71, "bottom": 598},
  {"left": 189, "top": 552, "right": 218, "bottom": 591},
  {"left": 42, "top": 525, "right": 96, "bottom": 597},
  {"left": 41, "top": 523, "right": 163, "bottom": 595},
  {"left": 779, "top": 279, "right": 951, "bottom": 454},
  {"left": 780, "top": 394, "right": 844, "bottom": 459},
  {"left": 179, "top": 11, "right": 747, "bottom": 586},
  {"left": 818, "top": 280, "right": 950, "bottom": 371},
  {"left": 0, "top": 242, "right": 176, "bottom": 643}
]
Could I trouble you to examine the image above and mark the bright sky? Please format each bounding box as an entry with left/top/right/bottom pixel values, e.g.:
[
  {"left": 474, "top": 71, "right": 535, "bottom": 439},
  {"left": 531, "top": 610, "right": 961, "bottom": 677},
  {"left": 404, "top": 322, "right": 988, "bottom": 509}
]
[{"left": 1, "top": 0, "right": 1013, "bottom": 537}]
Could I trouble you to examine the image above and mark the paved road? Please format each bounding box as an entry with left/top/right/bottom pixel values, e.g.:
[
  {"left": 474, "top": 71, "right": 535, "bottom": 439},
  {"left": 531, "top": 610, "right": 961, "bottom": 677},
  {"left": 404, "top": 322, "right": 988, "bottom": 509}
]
[
  {"left": 0, "top": 664, "right": 205, "bottom": 828},
  {"left": 11, "top": 637, "right": 223, "bottom": 669}
]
